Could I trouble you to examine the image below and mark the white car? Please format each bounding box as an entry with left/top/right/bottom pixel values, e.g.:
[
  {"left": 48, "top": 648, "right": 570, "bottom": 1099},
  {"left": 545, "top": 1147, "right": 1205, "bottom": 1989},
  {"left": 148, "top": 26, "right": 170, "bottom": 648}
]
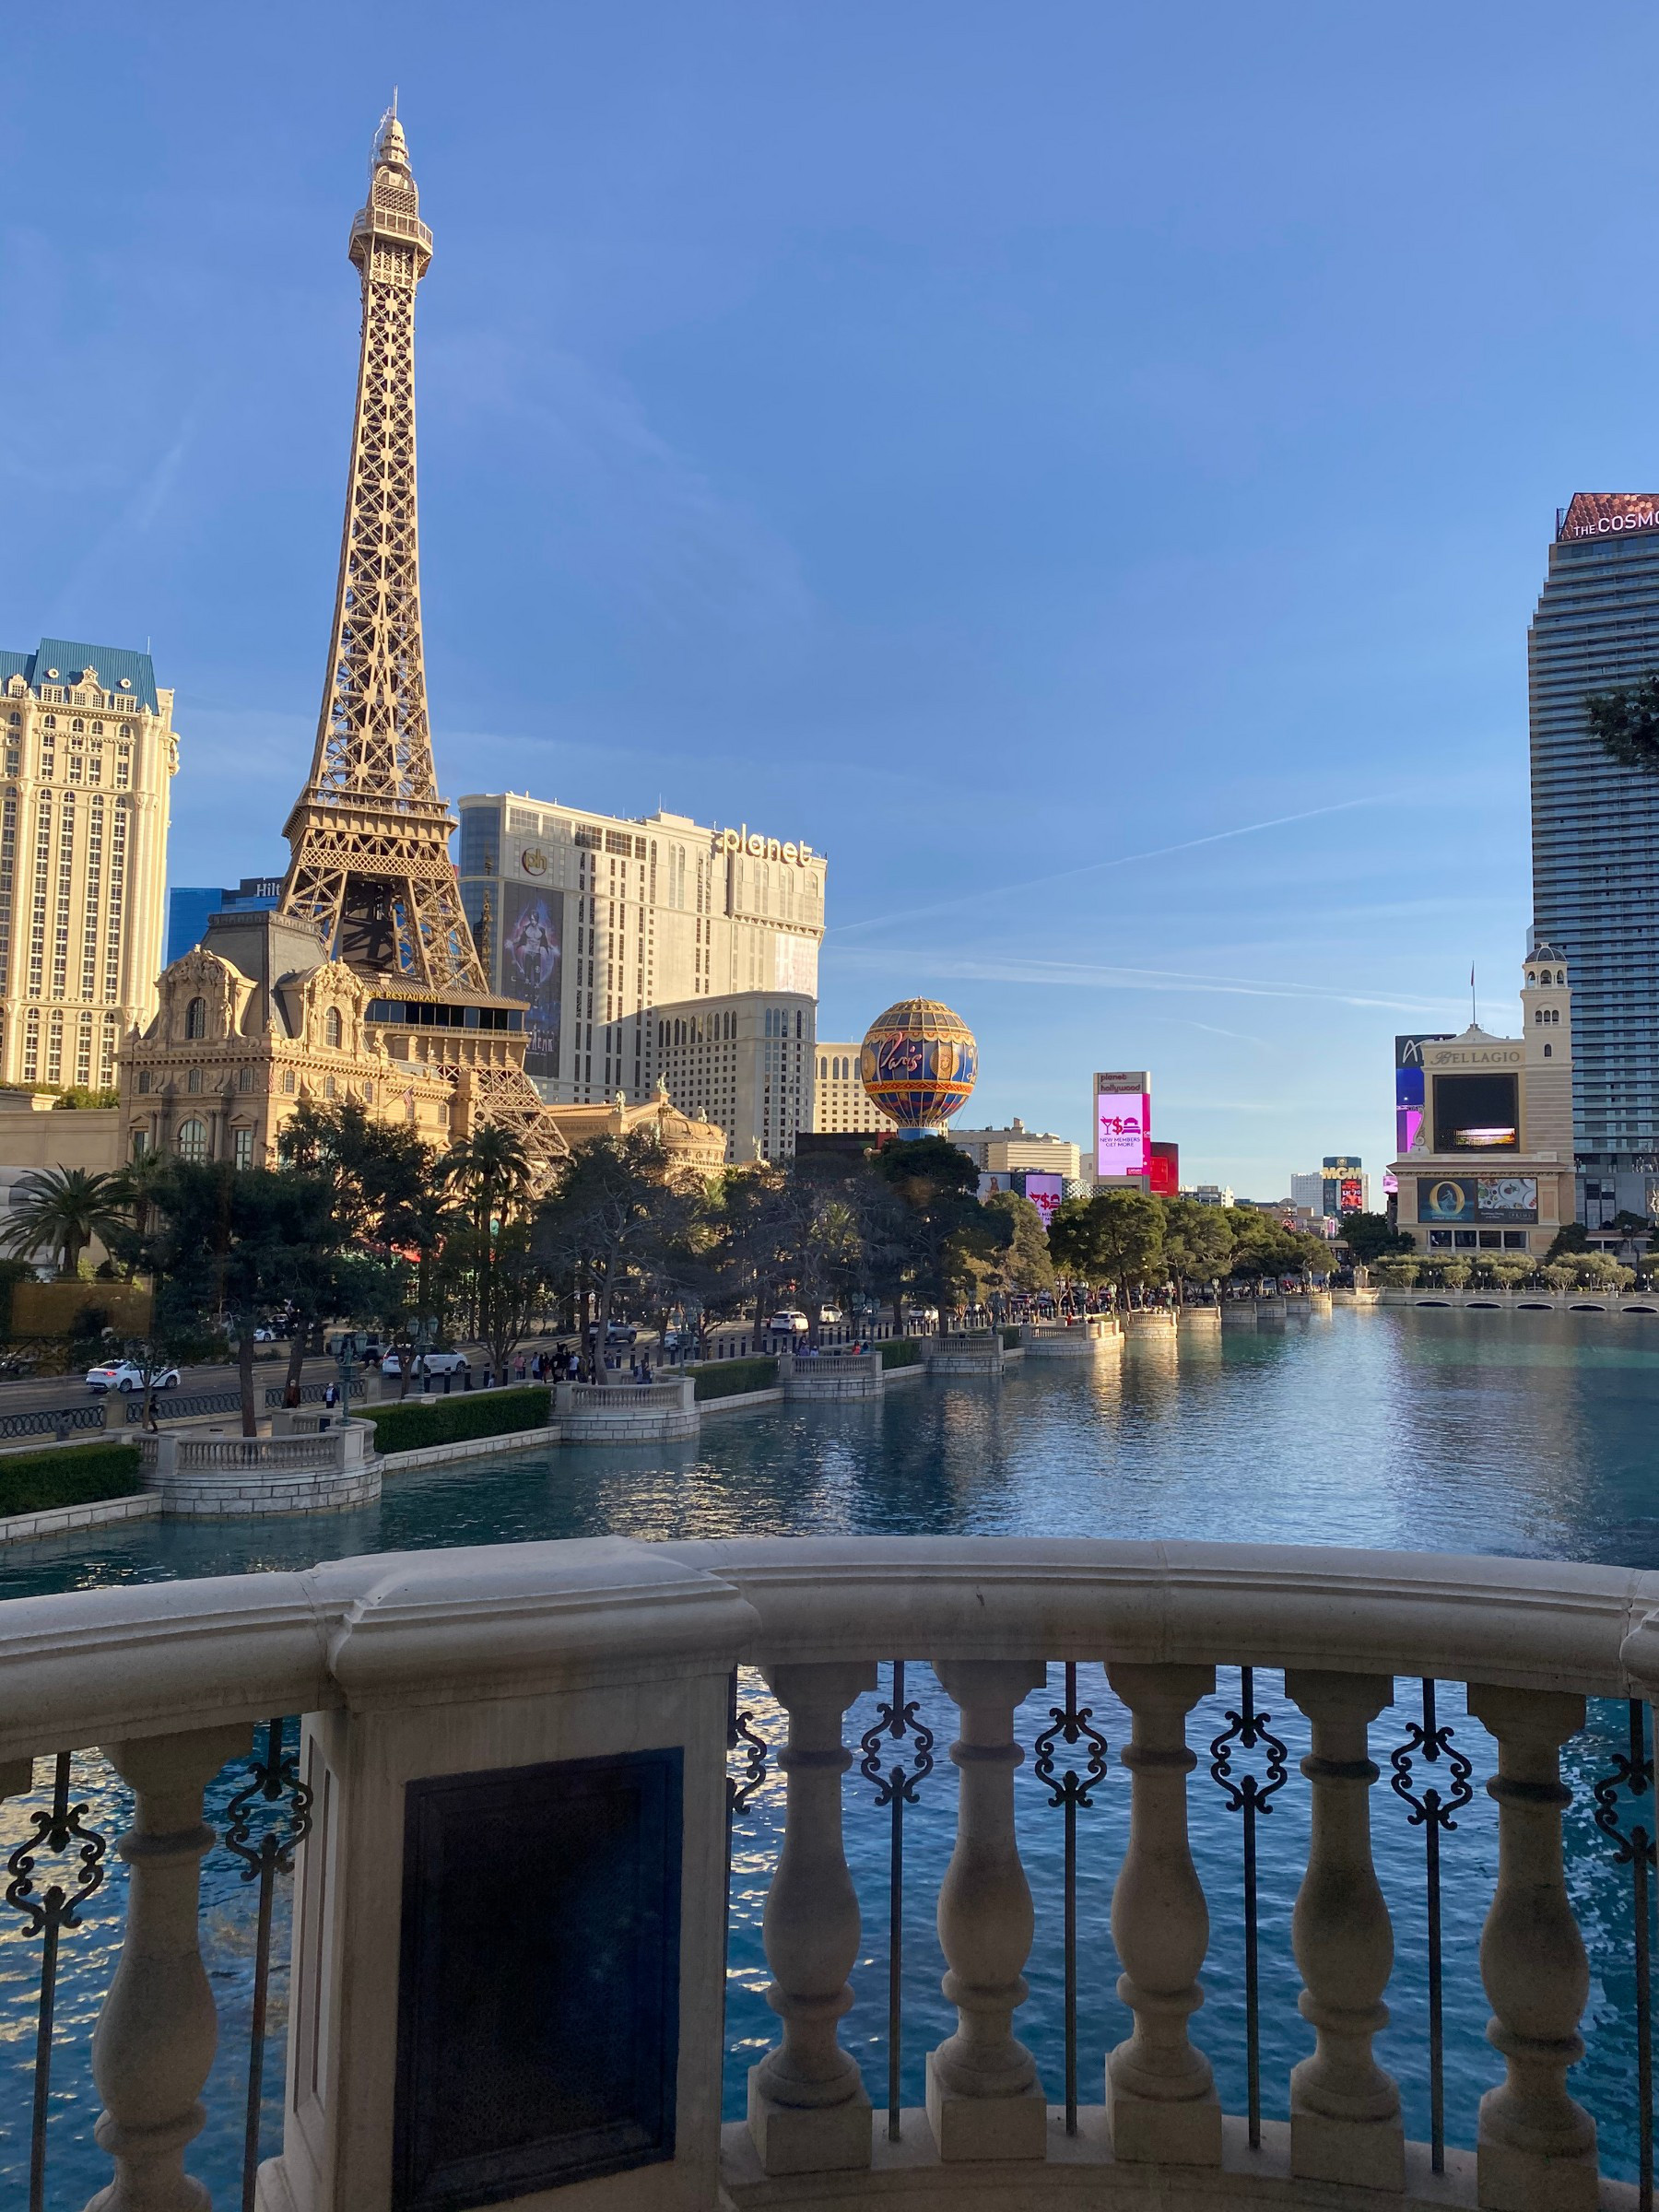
[
  {"left": 86, "top": 1360, "right": 180, "bottom": 1394},
  {"left": 381, "top": 1350, "right": 469, "bottom": 1380},
  {"left": 766, "top": 1310, "right": 810, "bottom": 1335}
]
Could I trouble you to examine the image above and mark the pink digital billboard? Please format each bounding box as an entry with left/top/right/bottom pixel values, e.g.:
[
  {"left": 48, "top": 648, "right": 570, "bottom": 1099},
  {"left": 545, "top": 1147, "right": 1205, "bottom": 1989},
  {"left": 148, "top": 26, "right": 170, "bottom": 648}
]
[
  {"left": 1096, "top": 1091, "right": 1149, "bottom": 1180},
  {"left": 1021, "top": 1172, "right": 1064, "bottom": 1231}
]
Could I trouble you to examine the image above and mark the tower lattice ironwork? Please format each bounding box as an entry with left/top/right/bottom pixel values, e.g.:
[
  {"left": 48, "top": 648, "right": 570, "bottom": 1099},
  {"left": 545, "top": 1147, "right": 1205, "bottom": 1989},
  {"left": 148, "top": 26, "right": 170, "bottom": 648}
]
[
  {"left": 279, "top": 110, "right": 483, "bottom": 994},
  {"left": 277, "top": 110, "right": 565, "bottom": 1174}
]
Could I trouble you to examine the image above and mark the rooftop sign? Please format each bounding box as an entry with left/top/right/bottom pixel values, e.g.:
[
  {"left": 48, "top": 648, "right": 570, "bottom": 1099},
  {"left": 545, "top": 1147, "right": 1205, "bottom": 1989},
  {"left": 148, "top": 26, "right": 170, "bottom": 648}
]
[{"left": 1558, "top": 493, "right": 1659, "bottom": 542}]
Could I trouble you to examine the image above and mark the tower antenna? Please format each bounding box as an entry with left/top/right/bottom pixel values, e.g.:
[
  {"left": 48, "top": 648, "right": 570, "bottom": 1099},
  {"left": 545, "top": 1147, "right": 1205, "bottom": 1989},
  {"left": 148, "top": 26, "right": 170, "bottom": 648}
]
[{"left": 1470, "top": 962, "right": 1477, "bottom": 1026}]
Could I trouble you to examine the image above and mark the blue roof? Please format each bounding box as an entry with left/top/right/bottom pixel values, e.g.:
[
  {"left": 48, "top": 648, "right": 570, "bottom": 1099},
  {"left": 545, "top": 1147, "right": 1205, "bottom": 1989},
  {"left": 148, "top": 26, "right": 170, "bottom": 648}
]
[{"left": 0, "top": 638, "right": 159, "bottom": 713}]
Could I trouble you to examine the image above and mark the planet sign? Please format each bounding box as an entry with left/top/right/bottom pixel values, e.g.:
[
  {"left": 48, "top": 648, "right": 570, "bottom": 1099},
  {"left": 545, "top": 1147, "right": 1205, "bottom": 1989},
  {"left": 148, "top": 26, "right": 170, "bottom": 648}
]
[{"left": 860, "top": 998, "right": 978, "bottom": 1130}]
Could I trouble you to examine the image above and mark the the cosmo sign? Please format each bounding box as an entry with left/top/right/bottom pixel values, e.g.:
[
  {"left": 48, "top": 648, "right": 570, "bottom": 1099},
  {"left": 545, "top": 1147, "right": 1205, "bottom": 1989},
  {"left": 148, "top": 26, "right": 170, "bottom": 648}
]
[{"left": 1095, "top": 1070, "right": 1150, "bottom": 1181}]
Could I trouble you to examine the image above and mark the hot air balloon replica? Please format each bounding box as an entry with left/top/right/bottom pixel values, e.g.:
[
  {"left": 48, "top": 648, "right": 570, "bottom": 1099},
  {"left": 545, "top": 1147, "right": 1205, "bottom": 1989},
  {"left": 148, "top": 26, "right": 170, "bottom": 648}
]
[{"left": 860, "top": 998, "right": 978, "bottom": 1137}]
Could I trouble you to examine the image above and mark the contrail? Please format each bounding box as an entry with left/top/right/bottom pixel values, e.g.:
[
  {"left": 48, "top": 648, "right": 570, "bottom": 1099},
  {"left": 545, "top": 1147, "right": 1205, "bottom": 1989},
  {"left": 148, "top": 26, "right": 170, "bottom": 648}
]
[{"left": 830, "top": 794, "right": 1387, "bottom": 937}]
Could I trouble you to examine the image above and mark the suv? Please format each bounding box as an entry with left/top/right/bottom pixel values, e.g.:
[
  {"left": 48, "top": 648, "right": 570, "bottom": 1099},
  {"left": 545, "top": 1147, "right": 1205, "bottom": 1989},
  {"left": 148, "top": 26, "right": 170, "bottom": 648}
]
[{"left": 766, "top": 1310, "right": 810, "bottom": 1335}]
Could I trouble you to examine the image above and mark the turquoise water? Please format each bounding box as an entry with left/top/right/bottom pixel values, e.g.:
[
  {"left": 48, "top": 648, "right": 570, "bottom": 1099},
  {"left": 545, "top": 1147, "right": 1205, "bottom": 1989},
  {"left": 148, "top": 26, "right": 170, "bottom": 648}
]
[{"left": 3, "top": 1309, "right": 1658, "bottom": 2202}]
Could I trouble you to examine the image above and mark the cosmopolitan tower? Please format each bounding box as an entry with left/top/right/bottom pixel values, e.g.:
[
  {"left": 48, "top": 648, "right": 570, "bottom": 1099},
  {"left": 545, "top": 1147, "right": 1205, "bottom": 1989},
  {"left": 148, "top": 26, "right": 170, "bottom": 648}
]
[{"left": 1530, "top": 493, "right": 1659, "bottom": 1224}]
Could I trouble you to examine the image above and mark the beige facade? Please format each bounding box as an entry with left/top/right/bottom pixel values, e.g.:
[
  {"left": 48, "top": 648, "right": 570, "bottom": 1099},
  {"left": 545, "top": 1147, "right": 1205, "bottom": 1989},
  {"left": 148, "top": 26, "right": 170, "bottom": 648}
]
[
  {"left": 814, "top": 1041, "right": 888, "bottom": 1135},
  {"left": 0, "top": 640, "right": 175, "bottom": 1092},
  {"left": 951, "top": 1120, "right": 1081, "bottom": 1177},
  {"left": 456, "top": 796, "right": 827, "bottom": 1108},
  {"left": 652, "top": 989, "right": 815, "bottom": 1162},
  {"left": 1389, "top": 950, "right": 1575, "bottom": 1256},
  {"left": 541, "top": 1088, "right": 728, "bottom": 1179}
]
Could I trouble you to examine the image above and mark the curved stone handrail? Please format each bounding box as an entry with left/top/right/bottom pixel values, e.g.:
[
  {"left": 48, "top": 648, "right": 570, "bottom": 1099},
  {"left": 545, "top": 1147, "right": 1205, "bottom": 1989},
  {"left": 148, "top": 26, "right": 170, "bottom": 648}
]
[{"left": 2, "top": 1535, "right": 1655, "bottom": 1760}]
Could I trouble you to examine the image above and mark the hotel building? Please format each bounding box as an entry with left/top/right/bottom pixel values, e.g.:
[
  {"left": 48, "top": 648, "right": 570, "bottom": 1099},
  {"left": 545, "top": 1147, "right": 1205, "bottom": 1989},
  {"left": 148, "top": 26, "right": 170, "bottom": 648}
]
[
  {"left": 950, "top": 1120, "right": 1081, "bottom": 1177},
  {"left": 814, "top": 1042, "right": 888, "bottom": 1135},
  {"left": 0, "top": 640, "right": 175, "bottom": 1092},
  {"left": 1387, "top": 953, "right": 1574, "bottom": 1256},
  {"left": 1531, "top": 493, "right": 1659, "bottom": 1223},
  {"left": 455, "top": 794, "right": 827, "bottom": 1152}
]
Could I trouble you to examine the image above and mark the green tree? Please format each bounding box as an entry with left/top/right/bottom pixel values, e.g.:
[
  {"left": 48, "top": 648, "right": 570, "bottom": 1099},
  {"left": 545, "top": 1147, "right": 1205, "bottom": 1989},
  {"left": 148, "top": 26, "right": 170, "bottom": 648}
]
[
  {"left": 1161, "top": 1197, "right": 1233, "bottom": 1301},
  {"left": 1338, "top": 1211, "right": 1415, "bottom": 1265},
  {"left": 973, "top": 1193, "right": 1055, "bottom": 1308},
  {"left": 535, "top": 1132, "right": 695, "bottom": 1359},
  {"left": 440, "top": 1123, "right": 536, "bottom": 1362},
  {"left": 873, "top": 1135, "right": 999, "bottom": 1324},
  {"left": 1585, "top": 677, "right": 1659, "bottom": 777},
  {"left": 0, "top": 1166, "right": 128, "bottom": 1278},
  {"left": 1049, "top": 1189, "right": 1165, "bottom": 1305}
]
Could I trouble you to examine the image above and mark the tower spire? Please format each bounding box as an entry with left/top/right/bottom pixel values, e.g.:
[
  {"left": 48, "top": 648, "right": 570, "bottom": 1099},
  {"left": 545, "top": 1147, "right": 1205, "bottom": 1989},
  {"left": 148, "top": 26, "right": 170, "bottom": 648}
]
[{"left": 278, "top": 111, "right": 485, "bottom": 994}]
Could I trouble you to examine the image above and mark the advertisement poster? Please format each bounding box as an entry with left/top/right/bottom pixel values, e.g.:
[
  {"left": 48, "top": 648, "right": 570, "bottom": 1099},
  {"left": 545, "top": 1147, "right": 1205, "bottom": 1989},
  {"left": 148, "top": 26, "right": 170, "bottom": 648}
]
[
  {"left": 977, "top": 1171, "right": 1015, "bottom": 1199},
  {"left": 500, "top": 883, "right": 562, "bottom": 1080},
  {"left": 1418, "top": 1175, "right": 1537, "bottom": 1226},
  {"left": 1020, "top": 1172, "right": 1065, "bottom": 1231},
  {"left": 1148, "top": 1142, "right": 1179, "bottom": 1197},
  {"left": 1339, "top": 1178, "right": 1365, "bottom": 1215},
  {"left": 1096, "top": 1091, "right": 1149, "bottom": 1179}
]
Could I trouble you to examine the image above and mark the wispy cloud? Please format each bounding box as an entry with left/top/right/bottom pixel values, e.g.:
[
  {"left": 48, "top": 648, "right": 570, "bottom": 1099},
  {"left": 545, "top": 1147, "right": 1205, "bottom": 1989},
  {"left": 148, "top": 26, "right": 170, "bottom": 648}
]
[
  {"left": 830, "top": 795, "right": 1391, "bottom": 937},
  {"left": 827, "top": 943, "right": 1475, "bottom": 1018},
  {"left": 45, "top": 406, "right": 205, "bottom": 632}
]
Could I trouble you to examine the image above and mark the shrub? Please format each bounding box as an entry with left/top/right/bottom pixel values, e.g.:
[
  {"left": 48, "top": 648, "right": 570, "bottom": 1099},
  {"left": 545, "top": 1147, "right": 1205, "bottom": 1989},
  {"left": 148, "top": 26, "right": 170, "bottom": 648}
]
[
  {"left": 0, "top": 1440, "right": 143, "bottom": 1517},
  {"left": 881, "top": 1338, "right": 921, "bottom": 1369},
  {"left": 690, "top": 1357, "right": 778, "bottom": 1400},
  {"left": 363, "top": 1385, "right": 552, "bottom": 1457}
]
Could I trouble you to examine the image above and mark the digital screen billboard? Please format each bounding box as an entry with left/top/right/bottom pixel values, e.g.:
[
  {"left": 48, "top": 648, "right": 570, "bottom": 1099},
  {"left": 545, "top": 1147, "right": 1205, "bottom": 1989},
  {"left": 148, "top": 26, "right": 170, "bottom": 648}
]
[
  {"left": 1433, "top": 1072, "right": 1519, "bottom": 1153},
  {"left": 1148, "top": 1141, "right": 1179, "bottom": 1197},
  {"left": 1096, "top": 1091, "right": 1149, "bottom": 1179},
  {"left": 1339, "top": 1177, "right": 1364, "bottom": 1215},
  {"left": 500, "top": 883, "right": 563, "bottom": 1081},
  {"left": 977, "top": 1171, "right": 1015, "bottom": 1199},
  {"left": 1417, "top": 1175, "right": 1537, "bottom": 1226},
  {"left": 1020, "top": 1172, "right": 1065, "bottom": 1231}
]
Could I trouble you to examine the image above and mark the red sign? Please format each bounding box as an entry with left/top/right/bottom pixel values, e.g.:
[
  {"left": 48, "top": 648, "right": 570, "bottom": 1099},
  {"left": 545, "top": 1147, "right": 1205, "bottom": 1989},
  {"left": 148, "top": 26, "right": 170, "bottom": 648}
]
[
  {"left": 1148, "top": 1141, "right": 1179, "bottom": 1197},
  {"left": 1339, "top": 1177, "right": 1364, "bottom": 1215}
]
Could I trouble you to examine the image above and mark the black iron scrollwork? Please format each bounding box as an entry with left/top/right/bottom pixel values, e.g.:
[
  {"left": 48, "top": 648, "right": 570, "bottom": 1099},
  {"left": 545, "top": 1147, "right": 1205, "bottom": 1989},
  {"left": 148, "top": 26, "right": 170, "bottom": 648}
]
[
  {"left": 224, "top": 1720, "right": 313, "bottom": 2212},
  {"left": 5, "top": 1751, "right": 110, "bottom": 2212},
  {"left": 1209, "top": 1674, "right": 1290, "bottom": 1818},
  {"left": 726, "top": 1670, "right": 770, "bottom": 1815},
  {"left": 1034, "top": 1672, "right": 1109, "bottom": 1810},
  {"left": 859, "top": 1661, "right": 935, "bottom": 1806},
  {"left": 1390, "top": 1682, "right": 1474, "bottom": 1832},
  {"left": 1036, "top": 1661, "right": 1109, "bottom": 2136},
  {"left": 1208, "top": 1666, "right": 1288, "bottom": 2152},
  {"left": 1387, "top": 1679, "right": 1475, "bottom": 2179},
  {"left": 1593, "top": 1700, "right": 1656, "bottom": 2212}
]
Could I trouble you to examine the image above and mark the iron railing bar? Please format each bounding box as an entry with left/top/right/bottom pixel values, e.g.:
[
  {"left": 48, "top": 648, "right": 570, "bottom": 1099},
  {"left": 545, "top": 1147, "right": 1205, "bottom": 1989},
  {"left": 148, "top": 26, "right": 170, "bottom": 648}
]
[
  {"left": 888, "top": 1659, "right": 905, "bottom": 2144},
  {"left": 25, "top": 1752, "right": 72, "bottom": 2212},
  {"left": 1423, "top": 1680, "right": 1446, "bottom": 2174},
  {"left": 1241, "top": 1665, "right": 1261, "bottom": 2149},
  {"left": 1631, "top": 1698, "right": 1653, "bottom": 2212},
  {"left": 1063, "top": 1659, "right": 1079, "bottom": 2137}
]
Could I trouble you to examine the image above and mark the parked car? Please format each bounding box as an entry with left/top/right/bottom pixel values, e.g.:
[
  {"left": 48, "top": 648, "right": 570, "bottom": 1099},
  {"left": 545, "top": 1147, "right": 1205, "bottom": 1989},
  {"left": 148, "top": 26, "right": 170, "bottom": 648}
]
[
  {"left": 417, "top": 1349, "right": 470, "bottom": 1378},
  {"left": 586, "top": 1321, "right": 638, "bottom": 1346},
  {"left": 818, "top": 1306, "right": 844, "bottom": 1324},
  {"left": 767, "top": 1310, "right": 811, "bottom": 1335},
  {"left": 86, "top": 1360, "right": 180, "bottom": 1394}
]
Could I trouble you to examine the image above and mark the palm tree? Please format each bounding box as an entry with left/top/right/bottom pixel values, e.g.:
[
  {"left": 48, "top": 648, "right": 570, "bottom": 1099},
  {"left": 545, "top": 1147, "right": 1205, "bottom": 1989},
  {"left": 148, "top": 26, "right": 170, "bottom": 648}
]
[
  {"left": 439, "top": 1124, "right": 535, "bottom": 1347},
  {"left": 0, "top": 1166, "right": 129, "bottom": 1277}
]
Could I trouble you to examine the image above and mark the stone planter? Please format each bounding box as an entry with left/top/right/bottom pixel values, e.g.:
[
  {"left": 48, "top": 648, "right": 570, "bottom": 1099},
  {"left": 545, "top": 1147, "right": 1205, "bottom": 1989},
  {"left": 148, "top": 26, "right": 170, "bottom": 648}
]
[
  {"left": 557, "top": 1376, "right": 700, "bottom": 1443},
  {"left": 139, "top": 1423, "right": 381, "bottom": 1517},
  {"left": 1019, "top": 1320, "right": 1118, "bottom": 1358},
  {"left": 1177, "top": 1305, "right": 1222, "bottom": 1330},
  {"left": 922, "top": 1332, "right": 1006, "bottom": 1376},
  {"left": 780, "top": 1348, "right": 884, "bottom": 1401},
  {"left": 1120, "top": 1308, "right": 1177, "bottom": 1333}
]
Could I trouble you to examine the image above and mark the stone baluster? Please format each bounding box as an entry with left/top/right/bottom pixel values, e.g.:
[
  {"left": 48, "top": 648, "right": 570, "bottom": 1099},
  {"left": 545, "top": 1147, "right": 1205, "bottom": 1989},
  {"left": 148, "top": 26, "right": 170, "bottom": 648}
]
[
  {"left": 1283, "top": 1670, "right": 1403, "bottom": 2190},
  {"left": 1104, "top": 1663, "right": 1221, "bottom": 2165},
  {"left": 748, "top": 1661, "right": 876, "bottom": 2175},
  {"left": 925, "top": 1659, "right": 1048, "bottom": 2160},
  {"left": 1465, "top": 1685, "right": 1597, "bottom": 2212},
  {"left": 84, "top": 1723, "right": 249, "bottom": 2212}
]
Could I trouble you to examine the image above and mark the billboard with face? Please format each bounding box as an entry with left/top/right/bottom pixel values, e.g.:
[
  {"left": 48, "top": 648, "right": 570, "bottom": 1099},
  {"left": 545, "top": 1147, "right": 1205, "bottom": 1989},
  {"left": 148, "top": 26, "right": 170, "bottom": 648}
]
[
  {"left": 1417, "top": 1175, "right": 1537, "bottom": 1226},
  {"left": 500, "top": 884, "right": 562, "bottom": 1080},
  {"left": 1096, "top": 1091, "right": 1149, "bottom": 1179},
  {"left": 1339, "top": 1178, "right": 1364, "bottom": 1215}
]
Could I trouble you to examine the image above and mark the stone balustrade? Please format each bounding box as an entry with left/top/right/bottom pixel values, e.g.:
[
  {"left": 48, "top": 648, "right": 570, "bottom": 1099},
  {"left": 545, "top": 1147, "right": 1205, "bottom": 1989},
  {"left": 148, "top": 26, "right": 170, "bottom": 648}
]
[
  {"left": 2, "top": 1536, "right": 1658, "bottom": 2210},
  {"left": 136, "top": 1419, "right": 380, "bottom": 1517},
  {"left": 1020, "top": 1318, "right": 1121, "bottom": 1357},
  {"left": 780, "top": 1347, "right": 885, "bottom": 1399},
  {"left": 556, "top": 1373, "right": 700, "bottom": 1441}
]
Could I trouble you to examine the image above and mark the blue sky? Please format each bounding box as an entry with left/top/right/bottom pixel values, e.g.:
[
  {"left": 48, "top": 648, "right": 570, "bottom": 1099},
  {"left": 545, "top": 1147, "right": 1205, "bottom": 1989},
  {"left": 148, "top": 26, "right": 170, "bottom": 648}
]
[{"left": 4, "top": 4, "right": 1655, "bottom": 1192}]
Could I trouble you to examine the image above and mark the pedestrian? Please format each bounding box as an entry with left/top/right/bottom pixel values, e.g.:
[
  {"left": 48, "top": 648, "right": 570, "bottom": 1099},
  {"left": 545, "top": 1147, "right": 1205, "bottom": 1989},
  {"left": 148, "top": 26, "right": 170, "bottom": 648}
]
[
  {"left": 513, "top": 1354, "right": 525, "bottom": 1383},
  {"left": 323, "top": 1381, "right": 339, "bottom": 1409},
  {"left": 640, "top": 1356, "right": 652, "bottom": 1383}
]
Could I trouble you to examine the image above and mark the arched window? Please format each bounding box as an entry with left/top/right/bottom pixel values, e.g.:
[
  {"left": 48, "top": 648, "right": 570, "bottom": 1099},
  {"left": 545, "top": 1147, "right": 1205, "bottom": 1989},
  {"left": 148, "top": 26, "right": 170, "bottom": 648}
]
[
  {"left": 1526, "top": 972, "right": 1535, "bottom": 987},
  {"left": 324, "top": 1075, "right": 336, "bottom": 1099},
  {"left": 187, "top": 1067, "right": 202, "bottom": 1094},
  {"left": 184, "top": 996, "right": 206, "bottom": 1040},
  {"left": 1557, "top": 971, "right": 1566, "bottom": 985},
  {"left": 237, "top": 1065, "right": 254, "bottom": 1091},
  {"left": 1545, "top": 1042, "right": 1553, "bottom": 1057},
  {"left": 177, "top": 1119, "right": 208, "bottom": 1163},
  {"left": 282, "top": 1069, "right": 296, "bottom": 1095},
  {"left": 325, "top": 1007, "right": 343, "bottom": 1049},
  {"left": 137, "top": 1069, "right": 151, "bottom": 1094}
]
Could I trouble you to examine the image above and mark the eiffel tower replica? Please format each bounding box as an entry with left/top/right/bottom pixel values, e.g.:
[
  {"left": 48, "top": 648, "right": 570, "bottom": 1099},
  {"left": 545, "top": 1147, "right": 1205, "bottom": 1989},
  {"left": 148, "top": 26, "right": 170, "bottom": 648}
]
[{"left": 278, "top": 108, "right": 565, "bottom": 1173}]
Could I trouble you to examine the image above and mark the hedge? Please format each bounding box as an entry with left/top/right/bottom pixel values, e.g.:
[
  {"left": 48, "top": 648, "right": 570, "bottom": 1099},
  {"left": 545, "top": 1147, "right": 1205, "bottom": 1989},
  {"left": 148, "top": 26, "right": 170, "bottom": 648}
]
[
  {"left": 689, "top": 1357, "right": 778, "bottom": 1401},
  {"left": 363, "top": 1385, "right": 553, "bottom": 1457},
  {"left": 0, "top": 1440, "right": 144, "bottom": 1518},
  {"left": 880, "top": 1338, "right": 921, "bottom": 1369}
]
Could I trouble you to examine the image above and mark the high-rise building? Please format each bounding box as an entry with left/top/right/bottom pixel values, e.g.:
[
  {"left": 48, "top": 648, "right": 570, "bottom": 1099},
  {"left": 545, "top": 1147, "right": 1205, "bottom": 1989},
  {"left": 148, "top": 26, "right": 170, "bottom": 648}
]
[
  {"left": 166, "top": 877, "right": 283, "bottom": 965},
  {"left": 0, "top": 639, "right": 175, "bottom": 1091},
  {"left": 814, "top": 1041, "right": 887, "bottom": 1135},
  {"left": 1530, "top": 493, "right": 1659, "bottom": 1220},
  {"left": 653, "top": 989, "right": 816, "bottom": 1162},
  {"left": 1289, "top": 1158, "right": 1369, "bottom": 1218},
  {"left": 950, "top": 1120, "right": 1081, "bottom": 1177},
  {"left": 455, "top": 795, "right": 826, "bottom": 1110}
]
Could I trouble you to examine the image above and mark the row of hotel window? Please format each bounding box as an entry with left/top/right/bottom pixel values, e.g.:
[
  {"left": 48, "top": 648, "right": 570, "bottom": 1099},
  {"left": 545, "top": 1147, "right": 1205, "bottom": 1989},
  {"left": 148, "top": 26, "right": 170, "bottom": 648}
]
[
  {"left": 139, "top": 1065, "right": 377, "bottom": 1100},
  {"left": 139, "top": 1088, "right": 455, "bottom": 1166},
  {"left": 182, "top": 998, "right": 348, "bottom": 1049}
]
